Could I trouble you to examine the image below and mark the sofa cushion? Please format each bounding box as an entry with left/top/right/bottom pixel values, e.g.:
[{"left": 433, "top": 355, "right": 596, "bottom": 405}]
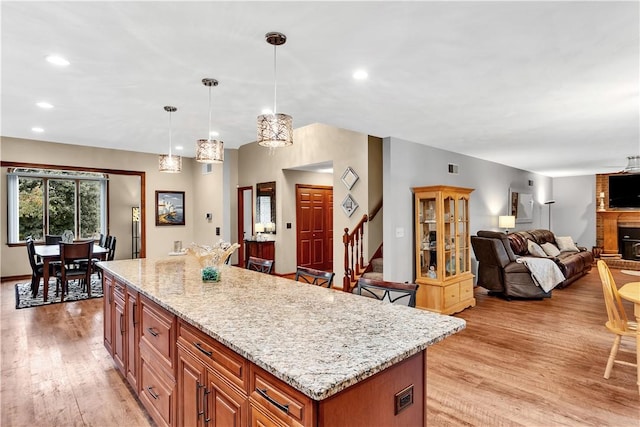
[
  {"left": 541, "top": 242, "right": 561, "bottom": 257},
  {"left": 556, "top": 236, "right": 580, "bottom": 252},
  {"left": 527, "top": 240, "right": 547, "bottom": 257}
]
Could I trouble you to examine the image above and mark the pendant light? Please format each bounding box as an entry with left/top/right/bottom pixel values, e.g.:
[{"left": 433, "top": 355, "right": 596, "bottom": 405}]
[
  {"left": 196, "top": 78, "right": 224, "bottom": 163},
  {"left": 257, "top": 31, "right": 293, "bottom": 148},
  {"left": 158, "top": 106, "right": 182, "bottom": 173}
]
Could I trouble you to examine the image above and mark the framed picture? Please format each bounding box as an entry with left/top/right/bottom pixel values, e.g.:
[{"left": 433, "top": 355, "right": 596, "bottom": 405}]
[
  {"left": 341, "top": 166, "right": 359, "bottom": 190},
  {"left": 156, "top": 191, "right": 185, "bottom": 226},
  {"left": 341, "top": 194, "right": 359, "bottom": 217}
]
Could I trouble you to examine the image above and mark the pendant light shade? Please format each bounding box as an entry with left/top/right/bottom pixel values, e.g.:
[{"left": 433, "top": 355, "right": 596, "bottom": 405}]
[
  {"left": 257, "top": 32, "right": 293, "bottom": 148},
  {"left": 196, "top": 78, "right": 224, "bottom": 163},
  {"left": 624, "top": 155, "right": 640, "bottom": 173},
  {"left": 159, "top": 106, "right": 182, "bottom": 173}
]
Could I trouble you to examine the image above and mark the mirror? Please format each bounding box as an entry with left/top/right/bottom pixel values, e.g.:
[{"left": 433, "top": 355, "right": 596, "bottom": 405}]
[
  {"left": 256, "top": 181, "right": 276, "bottom": 234},
  {"left": 509, "top": 189, "right": 534, "bottom": 223}
]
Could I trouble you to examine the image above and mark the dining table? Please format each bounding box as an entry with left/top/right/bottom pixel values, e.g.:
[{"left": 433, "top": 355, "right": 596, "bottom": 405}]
[
  {"left": 34, "top": 243, "right": 109, "bottom": 302},
  {"left": 618, "top": 281, "right": 640, "bottom": 394}
]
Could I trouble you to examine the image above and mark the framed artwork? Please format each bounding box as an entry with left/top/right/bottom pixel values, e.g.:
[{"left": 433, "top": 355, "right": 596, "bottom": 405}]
[
  {"left": 341, "top": 194, "right": 359, "bottom": 217},
  {"left": 341, "top": 166, "right": 359, "bottom": 190},
  {"left": 509, "top": 188, "right": 533, "bottom": 224},
  {"left": 156, "top": 191, "right": 185, "bottom": 226}
]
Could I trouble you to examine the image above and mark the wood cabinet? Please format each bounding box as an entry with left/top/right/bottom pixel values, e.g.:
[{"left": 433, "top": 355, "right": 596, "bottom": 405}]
[
  {"left": 412, "top": 185, "right": 476, "bottom": 314},
  {"left": 177, "top": 320, "right": 248, "bottom": 427},
  {"left": 244, "top": 240, "right": 275, "bottom": 265},
  {"left": 139, "top": 294, "right": 177, "bottom": 427},
  {"left": 103, "top": 272, "right": 140, "bottom": 390}
]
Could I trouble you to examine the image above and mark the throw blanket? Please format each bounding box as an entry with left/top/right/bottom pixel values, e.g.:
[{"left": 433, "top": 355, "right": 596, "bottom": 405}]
[{"left": 516, "top": 257, "right": 565, "bottom": 293}]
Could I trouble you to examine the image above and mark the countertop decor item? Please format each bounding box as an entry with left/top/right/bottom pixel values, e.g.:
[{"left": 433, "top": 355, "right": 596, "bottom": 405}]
[{"left": 187, "top": 240, "right": 240, "bottom": 282}]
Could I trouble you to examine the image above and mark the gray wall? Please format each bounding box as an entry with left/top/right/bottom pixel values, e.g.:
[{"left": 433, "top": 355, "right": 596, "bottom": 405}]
[
  {"left": 382, "top": 137, "right": 554, "bottom": 283},
  {"left": 551, "top": 175, "right": 596, "bottom": 249}
]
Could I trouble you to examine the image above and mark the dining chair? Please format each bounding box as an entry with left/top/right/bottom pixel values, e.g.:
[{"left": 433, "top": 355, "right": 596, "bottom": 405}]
[
  {"left": 55, "top": 241, "right": 94, "bottom": 301},
  {"left": 294, "top": 266, "right": 335, "bottom": 288},
  {"left": 596, "top": 260, "right": 638, "bottom": 379},
  {"left": 26, "top": 237, "right": 56, "bottom": 297},
  {"left": 45, "top": 234, "right": 62, "bottom": 245},
  {"left": 356, "top": 277, "right": 419, "bottom": 307},
  {"left": 246, "top": 256, "right": 273, "bottom": 274}
]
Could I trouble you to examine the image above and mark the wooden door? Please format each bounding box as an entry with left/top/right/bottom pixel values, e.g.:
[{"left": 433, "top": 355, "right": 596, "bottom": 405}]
[
  {"left": 237, "top": 186, "right": 253, "bottom": 268},
  {"left": 296, "top": 185, "right": 333, "bottom": 272}
]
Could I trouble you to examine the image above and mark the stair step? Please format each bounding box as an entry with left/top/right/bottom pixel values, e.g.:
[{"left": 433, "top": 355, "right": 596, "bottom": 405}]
[
  {"left": 371, "top": 258, "right": 383, "bottom": 273},
  {"left": 361, "top": 271, "right": 383, "bottom": 281}
]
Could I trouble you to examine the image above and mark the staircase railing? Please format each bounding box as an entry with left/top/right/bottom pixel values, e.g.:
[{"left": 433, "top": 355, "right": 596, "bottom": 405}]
[{"left": 342, "top": 214, "right": 369, "bottom": 292}]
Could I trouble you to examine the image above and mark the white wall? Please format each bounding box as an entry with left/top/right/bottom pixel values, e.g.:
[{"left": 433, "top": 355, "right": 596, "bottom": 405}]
[{"left": 383, "top": 137, "right": 553, "bottom": 283}]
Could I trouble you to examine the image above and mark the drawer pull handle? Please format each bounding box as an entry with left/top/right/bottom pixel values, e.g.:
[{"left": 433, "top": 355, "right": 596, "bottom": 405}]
[
  {"left": 147, "top": 327, "right": 159, "bottom": 337},
  {"left": 146, "top": 386, "right": 160, "bottom": 400},
  {"left": 132, "top": 302, "right": 137, "bottom": 325},
  {"left": 194, "top": 342, "right": 212, "bottom": 357},
  {"left": 256, "top": 387, "right": 289, "bottom": 414}
]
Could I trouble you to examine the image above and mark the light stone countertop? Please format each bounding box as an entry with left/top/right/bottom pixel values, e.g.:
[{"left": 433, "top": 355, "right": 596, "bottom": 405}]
[{"left": 98, "top": 256, "right": 466, "bottom": 400}]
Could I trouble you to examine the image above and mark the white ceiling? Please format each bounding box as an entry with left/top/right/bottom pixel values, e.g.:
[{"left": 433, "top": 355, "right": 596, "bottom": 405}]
[{"left": 2, "top": 1, "right": 638, "bottom": 177}]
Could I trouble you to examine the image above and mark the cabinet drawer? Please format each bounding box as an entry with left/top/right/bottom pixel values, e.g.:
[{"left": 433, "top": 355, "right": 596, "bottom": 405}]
[
  {"left": 178, "top": 320, "right": 248, "bottom": 393},
  {"left": 443, "top": 283, "right": 460, "bottom": 306},
  {"left": 113, "top": 278, "right": 125, "bottom": 299},
  {"left": 459, "top": 279, "right": 474, "bottom": 300},
  {"left": 140, "top": 296, "right": 175, "bottom": 371},
  {"left": 140, "top": 359, "right": 175, "bottom": 427},
  {"left": 250, "top": 365, "right": 312, "bottom": 426},
  {"left": 249, "top": 400, "right": 290, "bottom": 427}
]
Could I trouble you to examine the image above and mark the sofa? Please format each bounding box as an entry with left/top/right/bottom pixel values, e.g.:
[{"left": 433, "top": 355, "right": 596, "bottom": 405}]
[{"left": 470, "top": 229, "right": 594, "bottom": 299}]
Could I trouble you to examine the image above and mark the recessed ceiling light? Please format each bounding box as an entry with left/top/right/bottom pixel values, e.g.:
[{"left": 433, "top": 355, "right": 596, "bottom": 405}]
[
  {"left": 261, "top": 108, "right": 273, "bottom": 115},
  {"left": 46, "top": 55, "right": 70, "bottom": 66},
  {"left": 209, "top": 131, "right": 219, "bottom": 137},
  {"left": 175, "top": 145, "right": 184, "bottom": 151},
  {"left": 36, "top": 102, "right": 54, "bottom": 109},
  {"left": 31, "top": 127, "right": 44, "bottom": 133},
  {"left": 353, "top": 69, "right": 368, "bottom": 80}
]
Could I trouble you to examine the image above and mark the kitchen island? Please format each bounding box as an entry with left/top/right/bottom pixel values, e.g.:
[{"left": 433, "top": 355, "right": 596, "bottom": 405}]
[{"left": 98, "top": 255, "right": 465, "bottom": 427}]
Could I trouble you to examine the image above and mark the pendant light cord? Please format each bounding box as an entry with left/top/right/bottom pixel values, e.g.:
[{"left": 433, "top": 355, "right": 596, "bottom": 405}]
[
  {"left": 208, "top": 85, "right": 213, "bottom": 142},
  {"left": 168, "top": 109, "right": 173, "bottom": 158},
  {"left": 273, "top": 43, "right": 278, "bottom": 115}
]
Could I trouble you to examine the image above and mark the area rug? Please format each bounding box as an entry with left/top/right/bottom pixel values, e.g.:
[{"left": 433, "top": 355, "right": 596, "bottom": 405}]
[{"left": 15, "top": 275, "right": 103, "bottom": 309}]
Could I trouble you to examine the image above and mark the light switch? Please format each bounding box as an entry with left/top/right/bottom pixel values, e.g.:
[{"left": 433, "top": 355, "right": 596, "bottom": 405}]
[{"left": 395, "top": 227, "right": 404, "bottom": 238}]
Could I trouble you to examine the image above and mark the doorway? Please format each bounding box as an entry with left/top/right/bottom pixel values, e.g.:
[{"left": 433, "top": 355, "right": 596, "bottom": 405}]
[
  {"left": 237, "top": 186, "right": 253, "bottom": 267},
  {"left": 296, "top": 185, "right": 333, "bottom": 272}
]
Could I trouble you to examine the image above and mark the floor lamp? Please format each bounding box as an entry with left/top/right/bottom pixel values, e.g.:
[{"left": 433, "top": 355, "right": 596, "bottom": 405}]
[{"left": 544, "top": 200, "right": 555, "bottom": 230}]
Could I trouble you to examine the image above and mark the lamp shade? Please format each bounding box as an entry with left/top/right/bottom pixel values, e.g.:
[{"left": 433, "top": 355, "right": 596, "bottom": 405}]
[
  {"left": 196, "top": 139, "right": 224, "bottom": 163},
  {"left": 498, "top": 215, "right": 516, "bottom": 229},
  {"left": 158, "top": 154, "right": 182, "bottom": 173},
  {"left": 255, "top": 223, "right": 265, "bottom": 233},
  {"left": 257, "top": 113, "right": 293, "bottom": 147}
]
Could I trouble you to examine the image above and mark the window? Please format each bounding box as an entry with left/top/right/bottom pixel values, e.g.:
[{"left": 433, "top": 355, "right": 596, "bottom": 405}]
[{"left": 7, "top": 168, "right": 107, "bottom": 243}]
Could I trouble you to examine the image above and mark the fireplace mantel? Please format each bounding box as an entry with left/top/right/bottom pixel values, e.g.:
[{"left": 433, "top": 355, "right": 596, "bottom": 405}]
[{"left": 598, "top": 211, "right": 640, "bottom": 254}]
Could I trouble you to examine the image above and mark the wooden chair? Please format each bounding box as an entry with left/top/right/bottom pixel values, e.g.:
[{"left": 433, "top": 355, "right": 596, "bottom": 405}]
[
  {"left": 26, "top": 237, "right": 56, "bottom": 297},
  {"left": 294, "top": 266, "right": 335, "bottom": 288},
  {"left": 246, "top": 256, "right": 273, "bottom": 274},
  {"left": 55, "top": 241, "right": 94, "bottom": 301},
  {"left": 45, "top": 234, "right": 62, "bottom": 245},
  {"left": 356, "top": 277, "right": 419, "bottom": 307},
  {"left": 596, "top": 260, "right": 638, "bottom": 379}
]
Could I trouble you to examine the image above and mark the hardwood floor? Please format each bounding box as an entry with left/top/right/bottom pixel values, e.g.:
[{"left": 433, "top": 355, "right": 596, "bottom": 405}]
[{"left": 1, "top": 268, "right": 638, "bottom": 426}]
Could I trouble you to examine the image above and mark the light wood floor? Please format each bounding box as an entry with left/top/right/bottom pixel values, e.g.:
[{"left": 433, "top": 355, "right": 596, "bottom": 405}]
[{"left": 1, "top": 268, "right": 638, "bottom": 426}]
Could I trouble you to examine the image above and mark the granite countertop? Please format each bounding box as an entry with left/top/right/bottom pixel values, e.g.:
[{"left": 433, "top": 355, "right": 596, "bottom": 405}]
[{"left": 98, "top": 256, "right": 466, "bottom": 400}]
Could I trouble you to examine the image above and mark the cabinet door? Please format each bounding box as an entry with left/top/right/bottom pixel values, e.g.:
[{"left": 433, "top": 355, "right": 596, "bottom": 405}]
[
  {"left": 207, "top": 372, "right": 246, "bottom": 427},
  {"left": 113, "top": 293, "right": 126, "bottom": 376},
  {"left": 177, "top": 347, "right": 206, "bottom": 427},
  {"left": 126, "top": 288, "right": 139, "bottom": 391},
  {"left": 416, "top": 193, "right": 438, "bottom": 281},
  {"left": 103, "top": 273, "right": 113, "bottom": 354}
]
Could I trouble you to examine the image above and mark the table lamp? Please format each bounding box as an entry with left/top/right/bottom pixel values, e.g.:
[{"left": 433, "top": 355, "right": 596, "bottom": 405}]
[{"left": 498, "top": 215, "right": 516, "bottom": 233}]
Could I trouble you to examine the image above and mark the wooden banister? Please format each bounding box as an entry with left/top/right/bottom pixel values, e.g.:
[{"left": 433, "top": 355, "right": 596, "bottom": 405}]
[
  {"left": 342, "top": 214, "right": 369, "bottom": 292},
  {"left": 368, "top": 199, "right": 383, "bottom": 222}
]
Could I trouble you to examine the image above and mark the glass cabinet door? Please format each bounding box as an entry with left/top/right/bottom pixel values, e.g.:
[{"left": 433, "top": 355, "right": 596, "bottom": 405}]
[{"left": 418, "top": 195, "right": 438, "bottom": 280}]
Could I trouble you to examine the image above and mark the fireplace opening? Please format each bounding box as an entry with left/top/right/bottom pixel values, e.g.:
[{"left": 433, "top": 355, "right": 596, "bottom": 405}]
[{"left": 618, "top": 227, "right": 640, "bottom": 261}]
